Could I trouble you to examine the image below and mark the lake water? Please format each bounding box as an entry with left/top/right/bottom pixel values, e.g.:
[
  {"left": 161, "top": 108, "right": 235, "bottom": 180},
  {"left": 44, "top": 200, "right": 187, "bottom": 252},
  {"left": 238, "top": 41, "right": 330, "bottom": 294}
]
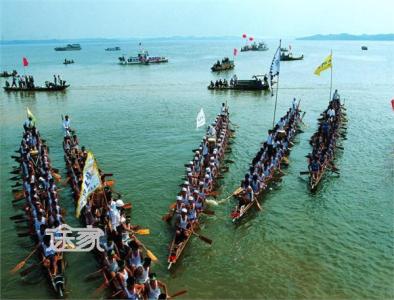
[{"left": 1, "top": 37, "right": 393, "bottom": 299}]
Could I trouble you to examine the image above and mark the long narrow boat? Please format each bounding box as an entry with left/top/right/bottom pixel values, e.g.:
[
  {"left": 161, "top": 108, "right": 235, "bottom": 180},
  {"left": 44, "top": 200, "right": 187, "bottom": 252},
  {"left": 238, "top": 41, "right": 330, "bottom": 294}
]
[
  {"left": 4, "top": 85, "right": 69, "bottom": 92},
  {"left": 13, "top": 125, "right": 66, "bottom": 298},
  {"left": 167, "top": 105, "right": 234, "bottom": 269},
  {"left": 231, "top": 100, "right": 302, "bottom": 222},
  {"left": 308, "top": 95, "right": 345, "bottom": 191},
  {"left": 62, "top": 120, "right": 171, "bottom": 298}
]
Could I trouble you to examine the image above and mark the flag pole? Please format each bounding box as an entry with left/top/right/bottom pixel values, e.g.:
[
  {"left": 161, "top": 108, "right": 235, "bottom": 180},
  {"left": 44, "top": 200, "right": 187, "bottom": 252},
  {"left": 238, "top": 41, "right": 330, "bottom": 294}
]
[
  {"left": 329, "top": 49, "right": 333, "bottom": 101},
  {"left": 272, "top": 40, "right": 281, "bottom": 128}
]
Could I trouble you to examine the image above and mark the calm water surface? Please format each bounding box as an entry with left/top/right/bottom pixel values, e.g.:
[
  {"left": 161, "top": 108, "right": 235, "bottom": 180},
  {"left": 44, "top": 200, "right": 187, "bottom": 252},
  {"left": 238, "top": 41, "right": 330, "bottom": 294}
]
[{"left": 1, "top": 38, "right": 393, "bottom": 299}]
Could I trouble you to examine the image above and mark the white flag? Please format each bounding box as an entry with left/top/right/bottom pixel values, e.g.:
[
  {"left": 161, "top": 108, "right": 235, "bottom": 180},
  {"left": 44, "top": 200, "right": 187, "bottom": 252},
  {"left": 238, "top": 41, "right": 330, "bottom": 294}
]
[
  {"left": 270, "top": 46, "right": 280, "bottom": 77},
  {"left": 196, "top": 108, "right": 206, "bottom": 129},
  {"left": 76, "top": 151, "right": 102, "bottom": 217}
]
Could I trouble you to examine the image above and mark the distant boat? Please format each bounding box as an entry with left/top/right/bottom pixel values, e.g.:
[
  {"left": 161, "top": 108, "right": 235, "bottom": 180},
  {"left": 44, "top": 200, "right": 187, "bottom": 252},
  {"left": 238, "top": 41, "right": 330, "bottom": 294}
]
[
  {"left": 280, "top": 52, "right": 304, "bottom": 61},
  {"left": 63, "top": 59, "right": 74, "bottom": 65},
  {"left": 0, "top": 70, "right": 17, "bottom": 77},
  {"left": 118, "top": 49, "right": 168, "bottom": 65},
  {"left": 211, "top": 57, "right": 235, "bottom": 72},
  {"left": 105, "top": 47, "right": 121, "bottom": 51},
  {"left": 361, "top": 46, "right": 368, "bottom": 50},
  {"left": 54, "top": 44, "right": 81, "bottom": 51},
  {"left": 241, "top": 42, "right": 269, "bottom": 52},
  {"left": 208, "top": 76, "right": 270, "bottom": 91}
]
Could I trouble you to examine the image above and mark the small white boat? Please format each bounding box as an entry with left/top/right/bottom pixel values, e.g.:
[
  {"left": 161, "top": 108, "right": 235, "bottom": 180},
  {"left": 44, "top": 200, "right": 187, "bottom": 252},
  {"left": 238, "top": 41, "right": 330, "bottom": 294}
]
[{"left": 118, "top": 49, "right": 168, "bottom": 65}]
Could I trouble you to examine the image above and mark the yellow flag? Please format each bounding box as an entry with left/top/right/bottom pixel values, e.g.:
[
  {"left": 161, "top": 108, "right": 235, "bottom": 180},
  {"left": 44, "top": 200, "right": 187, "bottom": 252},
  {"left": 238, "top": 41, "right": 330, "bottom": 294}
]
[
  {"left": 314, "top": 53, "right": 332, "bottom": 76},
  {"left": 26, "top": 107, "right": 36, "bottom": 125}
]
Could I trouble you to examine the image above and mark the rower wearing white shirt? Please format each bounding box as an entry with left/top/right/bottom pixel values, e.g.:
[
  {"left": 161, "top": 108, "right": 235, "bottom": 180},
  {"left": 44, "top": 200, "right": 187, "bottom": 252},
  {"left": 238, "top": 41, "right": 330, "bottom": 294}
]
[{"left": 332, "top": 89, "right": 340, "bottom": 101}]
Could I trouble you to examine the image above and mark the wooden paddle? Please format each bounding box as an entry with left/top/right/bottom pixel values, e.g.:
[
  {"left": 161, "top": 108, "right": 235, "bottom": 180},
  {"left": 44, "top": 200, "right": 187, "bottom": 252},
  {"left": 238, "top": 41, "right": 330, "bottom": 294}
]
[
  {"left": 123, "top": 203, "right": 132, "bottom": 210},
  {"left": 254, "top": 198, "right": 262, "bottom": 211},
  {"left": 10, "top": 245, "right": 39, "bottom": 274},
  {"left": 9, "top": 176, "right": 20, "bottom": 181},
  {"left": 201, "top": 209, "right": 215, "bottom": 216},
  {"left": 134, "top": 237, "right": 158, "bottom": 262},
  {"left": 17, "top": 232, "right": 31, "bottom": 237},
  {"left": 134, "top": 228, "right": 150, "bottom": 235},
  {"left": 190, "top": 231, "right": 212, "bottom": 245},
  {"left": 169, "top": 289, "right": 188, "bottom": 298},
  {"left": 10, "top": 214, "right": 25, "bottom": 220},
  {"left": 300, "top": 171, "right": 310, "bottom": 175},
  {"left": 84, "top": 267, "right": 104, "bottom": 281},
  {"left": 93, "top": 276, "right": 114, "bottom": 296}
]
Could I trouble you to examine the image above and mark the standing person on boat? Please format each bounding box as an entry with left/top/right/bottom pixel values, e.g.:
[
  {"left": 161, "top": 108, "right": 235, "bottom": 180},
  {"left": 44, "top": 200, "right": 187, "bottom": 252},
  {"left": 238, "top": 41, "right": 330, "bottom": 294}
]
[
  {"left": 332, "top": 89, "right": 340, "bottom": 101},
  {"left": 57, "top": 75, "right": 62, "bottom": 86},
  {"left": 53, "top": 75, "right": 57, "bottom": 86},
  {"left": 23, "top": 117, "right": 35, "bottom": 132},
  {"left": 12, "top": 75, "right": 17, "bottom": 87},
  {"left": 62, "top": 115, "right": 71, "bottom": 136}
]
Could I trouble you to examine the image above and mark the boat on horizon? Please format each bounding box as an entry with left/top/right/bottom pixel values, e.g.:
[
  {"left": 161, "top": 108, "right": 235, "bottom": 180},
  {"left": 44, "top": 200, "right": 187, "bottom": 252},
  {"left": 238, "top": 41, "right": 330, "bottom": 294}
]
[
  {"left": 105, "top": 46, "right": 121, "bottom": 51},
  {"left": 54, "top": 44, "right": 81, "bottom": 51},
  {"left": 118, "top": 49, "right": 168, "bottom": 65},
  {"left": 361, "top": 45, "right": 368, "bottom": 50},
  {"left": 240, "top": 42, "right": 269, "bottom": 52}
]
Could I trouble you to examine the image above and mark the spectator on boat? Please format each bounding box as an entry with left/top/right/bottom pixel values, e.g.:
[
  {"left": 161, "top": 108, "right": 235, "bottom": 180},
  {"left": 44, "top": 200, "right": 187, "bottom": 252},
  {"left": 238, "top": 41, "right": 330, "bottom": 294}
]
[
  {"left": 264, "top": 74, "right": 268, "bottom": 86},
  {"left": 57, "top": 75, "right": 62, "bottom": 86},
  {"left": 12, "top": 76, "right": 17, "bottom": 87},
  {"left": 5, "top": 80, "right": 10, "bottom": 87},
  {"left": 53, "top": 75, "right": 57, "bottom": 86}
]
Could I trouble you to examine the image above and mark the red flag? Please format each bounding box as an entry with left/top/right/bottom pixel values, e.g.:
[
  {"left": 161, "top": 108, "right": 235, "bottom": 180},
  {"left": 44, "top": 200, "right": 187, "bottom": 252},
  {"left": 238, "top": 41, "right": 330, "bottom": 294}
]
[
  {"left": 22, "top": 57, "right": 29, "bottom": 67},
  {"left": 233, "top": 48, "right": 238, "bottom": 56},
  {"left": 249, "top": 37, "right": 254, "bottom": 41},
  {"left": 242, "top": 33, "right": 247, "bottom": 38},
  {"left": 391, "top": 99, "right": 394, "bottom": 110}
]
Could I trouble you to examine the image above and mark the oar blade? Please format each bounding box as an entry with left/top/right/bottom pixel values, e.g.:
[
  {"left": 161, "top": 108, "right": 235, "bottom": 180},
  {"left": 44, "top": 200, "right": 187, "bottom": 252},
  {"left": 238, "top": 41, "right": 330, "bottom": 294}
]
[{"left": 146, "top": 249, "right": 159, "bottom": 262}]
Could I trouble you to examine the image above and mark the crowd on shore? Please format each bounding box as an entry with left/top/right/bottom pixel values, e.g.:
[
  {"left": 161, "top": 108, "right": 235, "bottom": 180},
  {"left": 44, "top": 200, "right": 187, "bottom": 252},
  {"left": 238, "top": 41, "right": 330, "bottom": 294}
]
[
  {"left": 232, "top": 99, "right": 301, "bottom": 218},
  {"left": 62, "top": 115, "right": 169, "bottom": 299},
  {"left": 168, "top": 103, "right": 231, "bottom": 262}
]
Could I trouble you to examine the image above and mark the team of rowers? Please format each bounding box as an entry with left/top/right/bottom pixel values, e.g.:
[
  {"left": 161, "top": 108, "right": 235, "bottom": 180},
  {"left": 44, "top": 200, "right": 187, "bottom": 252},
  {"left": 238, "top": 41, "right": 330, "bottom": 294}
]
[
  {"left": 308, "top": 90, "right": 342, "bottom": 182},
  {"left": 232, "top": 99, "right": 301, "bottom": 219},
  {"left": 62, "top": 115, "right": 169, "bottom": 299},
  {"left": 19, "top": 119, "right": 65, "bottom": 277},
  {"left": 168, "top": 103, "right": 231, "bottom": 261}
]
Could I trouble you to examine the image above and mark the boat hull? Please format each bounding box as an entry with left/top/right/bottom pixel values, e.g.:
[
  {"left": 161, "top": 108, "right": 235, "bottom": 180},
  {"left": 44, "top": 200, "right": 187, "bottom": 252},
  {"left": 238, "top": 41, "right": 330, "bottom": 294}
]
[{"left": 4, "top": 85, "right": 70, "bottom": 92}]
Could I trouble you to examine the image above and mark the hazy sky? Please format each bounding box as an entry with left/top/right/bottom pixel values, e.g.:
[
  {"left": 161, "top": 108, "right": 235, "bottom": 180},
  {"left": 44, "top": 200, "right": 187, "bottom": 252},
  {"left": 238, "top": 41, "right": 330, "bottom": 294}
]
[{"left": 1, "top": 0, "right": 393, "bottom": 40}]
